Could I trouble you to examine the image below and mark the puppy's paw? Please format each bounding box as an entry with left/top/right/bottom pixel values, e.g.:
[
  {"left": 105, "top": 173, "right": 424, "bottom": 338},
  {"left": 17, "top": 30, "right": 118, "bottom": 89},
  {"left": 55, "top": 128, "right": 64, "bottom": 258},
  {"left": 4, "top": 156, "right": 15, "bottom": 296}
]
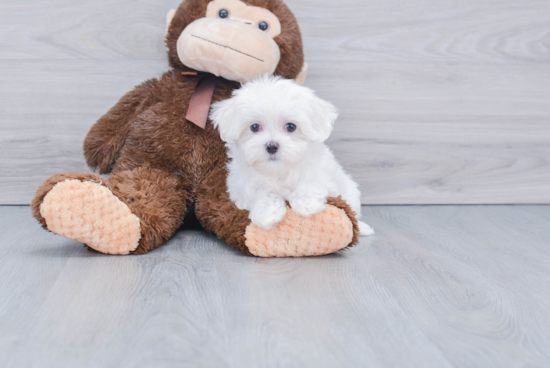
[
  {"left": 250, "top": 195, "right": 287, "bottom": 230},
  {"left": 359, "top": 221, "right": 375, "bottom": 236},
  {"left": 290, "top": 195, "right": 327, "bottom": 217}
]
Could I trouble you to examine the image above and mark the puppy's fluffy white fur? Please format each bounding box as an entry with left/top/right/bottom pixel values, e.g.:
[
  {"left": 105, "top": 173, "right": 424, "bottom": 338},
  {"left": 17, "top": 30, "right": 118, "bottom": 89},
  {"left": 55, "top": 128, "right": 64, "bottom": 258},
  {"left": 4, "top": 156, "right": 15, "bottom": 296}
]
[{"left": 210, "top": 75, "right": 374, "bottom": 236}]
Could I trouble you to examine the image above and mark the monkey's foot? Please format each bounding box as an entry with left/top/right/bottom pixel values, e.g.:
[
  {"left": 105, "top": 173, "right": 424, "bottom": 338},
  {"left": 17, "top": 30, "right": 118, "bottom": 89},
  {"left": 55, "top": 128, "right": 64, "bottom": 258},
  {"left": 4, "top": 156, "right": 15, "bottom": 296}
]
[
  {"left": 244, "top": 204, "right": 356, "bottom": 258},
  {"left": 39, "top": 179, "right": 141, "bottom": 255}
]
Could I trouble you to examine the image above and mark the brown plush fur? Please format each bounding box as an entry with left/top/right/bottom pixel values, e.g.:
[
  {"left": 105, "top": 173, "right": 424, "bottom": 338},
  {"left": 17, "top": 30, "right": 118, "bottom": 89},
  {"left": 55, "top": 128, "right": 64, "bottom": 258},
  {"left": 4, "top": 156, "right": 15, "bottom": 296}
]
[
  {"left": 166, "top": 0, "right": 304, "bottom": 80},
  {"left": 107, "top": 168, "right": 189, "bottom": 255},
  {"left": 31, "top": 0, "right": 359, "bottom": 255}
]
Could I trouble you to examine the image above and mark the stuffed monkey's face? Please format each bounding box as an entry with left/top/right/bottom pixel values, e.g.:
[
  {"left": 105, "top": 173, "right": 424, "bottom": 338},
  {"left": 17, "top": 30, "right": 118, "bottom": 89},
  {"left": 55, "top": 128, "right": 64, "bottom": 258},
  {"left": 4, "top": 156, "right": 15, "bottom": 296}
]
[{"left": 176, "top": 0, "right": 282, "bottom": 83}]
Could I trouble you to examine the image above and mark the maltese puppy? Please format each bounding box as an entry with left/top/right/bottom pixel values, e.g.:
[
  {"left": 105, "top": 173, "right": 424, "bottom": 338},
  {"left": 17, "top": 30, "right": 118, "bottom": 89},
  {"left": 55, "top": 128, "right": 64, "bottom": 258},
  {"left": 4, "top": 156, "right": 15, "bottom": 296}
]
[{"left": 210, "top": 75, "right": 374, "bottom": 236}]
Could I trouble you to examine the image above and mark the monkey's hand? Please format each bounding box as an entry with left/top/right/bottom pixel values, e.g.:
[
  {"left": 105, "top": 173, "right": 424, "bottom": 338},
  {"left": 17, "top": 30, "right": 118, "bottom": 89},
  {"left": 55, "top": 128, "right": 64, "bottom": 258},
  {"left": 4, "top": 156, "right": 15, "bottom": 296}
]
[{"left": 84, "top": 79, "right": 160, "bottom": 174}]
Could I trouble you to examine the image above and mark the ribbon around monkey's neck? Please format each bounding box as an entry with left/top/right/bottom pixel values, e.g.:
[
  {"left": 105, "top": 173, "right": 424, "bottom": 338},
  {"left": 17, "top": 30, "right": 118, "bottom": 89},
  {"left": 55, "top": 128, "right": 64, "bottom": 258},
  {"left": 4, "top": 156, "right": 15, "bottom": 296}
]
[{"left": 185, "top": 73, "right": 218, "bottom": 129}]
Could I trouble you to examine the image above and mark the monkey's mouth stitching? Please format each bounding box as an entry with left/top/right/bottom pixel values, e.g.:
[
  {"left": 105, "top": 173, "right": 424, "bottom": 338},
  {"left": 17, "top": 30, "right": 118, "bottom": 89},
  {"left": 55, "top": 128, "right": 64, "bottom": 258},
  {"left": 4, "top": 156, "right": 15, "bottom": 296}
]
[{"left": 191, "top": 35, "right": 265, "bottom": 63}]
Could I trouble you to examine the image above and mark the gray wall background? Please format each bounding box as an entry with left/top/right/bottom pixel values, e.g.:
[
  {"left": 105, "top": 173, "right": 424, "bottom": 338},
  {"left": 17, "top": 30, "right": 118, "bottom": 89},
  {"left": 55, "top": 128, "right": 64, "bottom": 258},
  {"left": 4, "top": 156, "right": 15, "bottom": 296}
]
[{"left": 1, "top": 0, "right": 549, "bottom": 205}]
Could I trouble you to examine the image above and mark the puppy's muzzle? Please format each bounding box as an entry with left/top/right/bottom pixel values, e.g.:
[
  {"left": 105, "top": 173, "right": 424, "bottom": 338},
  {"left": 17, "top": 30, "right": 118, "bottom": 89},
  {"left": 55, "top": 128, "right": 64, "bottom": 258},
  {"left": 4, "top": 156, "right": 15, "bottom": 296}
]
[{"left": 266, "top": 142, "right": 279, "bottom": 154}]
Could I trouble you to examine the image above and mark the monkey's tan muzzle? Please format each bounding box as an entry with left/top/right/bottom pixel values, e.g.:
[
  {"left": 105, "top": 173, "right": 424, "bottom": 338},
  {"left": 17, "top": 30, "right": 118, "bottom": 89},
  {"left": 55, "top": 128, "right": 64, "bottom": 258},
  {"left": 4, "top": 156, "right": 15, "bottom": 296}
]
[{"left": 177, "top": 18, "right": 281, "bottom": 83}]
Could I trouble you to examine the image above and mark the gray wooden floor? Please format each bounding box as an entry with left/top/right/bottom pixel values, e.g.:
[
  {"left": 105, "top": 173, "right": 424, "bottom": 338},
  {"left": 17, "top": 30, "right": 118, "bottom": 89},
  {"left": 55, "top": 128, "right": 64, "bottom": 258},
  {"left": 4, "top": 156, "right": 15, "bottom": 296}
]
[{"left": 1, "top": 205, "right": 549, "bottom": 368}]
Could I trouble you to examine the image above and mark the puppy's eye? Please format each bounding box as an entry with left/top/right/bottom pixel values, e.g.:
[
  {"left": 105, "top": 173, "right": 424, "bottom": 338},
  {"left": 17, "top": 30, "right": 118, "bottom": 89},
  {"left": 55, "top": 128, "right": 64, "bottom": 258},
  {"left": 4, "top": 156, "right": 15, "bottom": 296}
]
[
  {"left": 285, "top": 123, "right": 297, "bottom": 132},
  {"left": 258, "top": 21, "right": 269, "bottom": 31},
  {"left": 219, "top": 9, "right": 229, "bottom": 19},
  {"left": 251, "top": 124, "right": 261, "bottom": 133}
]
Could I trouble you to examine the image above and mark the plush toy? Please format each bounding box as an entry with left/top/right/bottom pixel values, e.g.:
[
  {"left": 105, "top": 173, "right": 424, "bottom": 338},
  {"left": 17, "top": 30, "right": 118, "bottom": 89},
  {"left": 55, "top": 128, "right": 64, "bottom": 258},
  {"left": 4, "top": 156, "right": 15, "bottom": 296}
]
[{"left": 31, "top": 0, "right": 360, "bottom": 257}]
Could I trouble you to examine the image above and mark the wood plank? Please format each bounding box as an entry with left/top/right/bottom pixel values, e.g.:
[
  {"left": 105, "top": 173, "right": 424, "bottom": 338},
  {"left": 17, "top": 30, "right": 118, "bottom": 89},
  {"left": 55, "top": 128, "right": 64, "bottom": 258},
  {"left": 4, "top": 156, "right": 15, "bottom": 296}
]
[
  {"left": 358, "top": 205, "right": 550, "bottom": 367},
  {"left": 1, "top": 0, "right": 549, "bottom": 204},
  {"left": 311, "top": 61, "right": 550, "bottom": 204},
  {"left": 1, "top": 205, "right": 550, "bottom": 367},
  {"left": 0, "top": 0, "right": 181, "bottom": 60},
  {"left": 295, "top": 0, "right": 550, "bottom": 64},
  {"left": 1, "top": 0, "right": 548, "bottom": 64},
  {"left": 0, "top": 60, "right": 168, "bottom": 204},
  {"left": 1, "top": 59, "right": 549, "bottom": 204},
  {"left": 0, "top": 207, "right": 85, "bottom": 362}
]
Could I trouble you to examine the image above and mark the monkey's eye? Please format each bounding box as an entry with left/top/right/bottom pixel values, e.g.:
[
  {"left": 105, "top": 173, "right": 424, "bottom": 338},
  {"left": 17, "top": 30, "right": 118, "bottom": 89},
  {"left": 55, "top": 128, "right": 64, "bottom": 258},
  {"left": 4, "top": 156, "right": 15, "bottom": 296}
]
[
  {"left": 219, "top": 9, "right": 229, "bottom": 19},
  {"left": 258, "top": 21, "right": 269, "bottom": 31},
  {"left": 251, "top": 124, "right": 261, "bottom": 133},
  {"left": 285, "top": 123, "right": 297, "bottom": 132}
]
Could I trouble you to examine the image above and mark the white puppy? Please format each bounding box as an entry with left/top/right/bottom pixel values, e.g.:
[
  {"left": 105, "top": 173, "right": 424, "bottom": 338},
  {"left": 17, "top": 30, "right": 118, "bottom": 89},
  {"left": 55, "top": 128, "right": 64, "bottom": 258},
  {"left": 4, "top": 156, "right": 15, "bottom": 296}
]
[{"left": 210, "top": 75, "right": 374, "bottom": 236}]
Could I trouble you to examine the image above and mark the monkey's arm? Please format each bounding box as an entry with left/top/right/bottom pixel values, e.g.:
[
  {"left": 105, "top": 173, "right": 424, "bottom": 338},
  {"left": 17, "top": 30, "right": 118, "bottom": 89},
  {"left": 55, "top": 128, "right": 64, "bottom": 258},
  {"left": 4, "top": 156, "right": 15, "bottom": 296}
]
[{"left": 84, "top": 79, "right": 161, "bottom": 174}]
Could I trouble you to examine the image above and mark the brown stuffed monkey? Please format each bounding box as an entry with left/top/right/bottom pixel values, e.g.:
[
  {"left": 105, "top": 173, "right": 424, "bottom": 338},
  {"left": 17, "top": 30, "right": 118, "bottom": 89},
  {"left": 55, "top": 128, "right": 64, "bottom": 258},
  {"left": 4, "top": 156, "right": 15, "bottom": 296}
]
[{"left": 31, "top": 0, "right": 360, "bottom": 257}]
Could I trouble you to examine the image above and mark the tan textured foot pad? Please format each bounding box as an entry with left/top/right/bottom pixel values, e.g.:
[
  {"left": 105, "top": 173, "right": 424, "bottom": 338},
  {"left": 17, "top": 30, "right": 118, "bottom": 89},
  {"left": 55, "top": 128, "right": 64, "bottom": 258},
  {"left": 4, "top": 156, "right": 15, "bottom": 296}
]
[
  {"left": 244, "top": 205, "right": 354, "bottom": 258},
  {"left": 40, "top": 179, "right": 141, "bottom": 255}
]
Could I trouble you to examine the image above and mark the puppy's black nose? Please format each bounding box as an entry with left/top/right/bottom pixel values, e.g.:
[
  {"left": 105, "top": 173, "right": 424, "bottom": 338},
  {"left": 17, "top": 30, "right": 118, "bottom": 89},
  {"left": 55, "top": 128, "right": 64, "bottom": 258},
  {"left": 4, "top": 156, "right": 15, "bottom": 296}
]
[{"left": 266, "top": 142, "right": 279, "bottom": 154}]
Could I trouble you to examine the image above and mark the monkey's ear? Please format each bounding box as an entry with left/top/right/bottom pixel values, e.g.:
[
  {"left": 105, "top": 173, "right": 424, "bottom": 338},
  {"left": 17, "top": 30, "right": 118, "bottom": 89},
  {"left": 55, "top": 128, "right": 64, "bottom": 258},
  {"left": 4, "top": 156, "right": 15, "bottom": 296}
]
[
  {"left": 166, "top": 9, "right": 176, "bottom": 36},
  {"left": 295, "top": 62, "right": 308, "bottom": 85}
]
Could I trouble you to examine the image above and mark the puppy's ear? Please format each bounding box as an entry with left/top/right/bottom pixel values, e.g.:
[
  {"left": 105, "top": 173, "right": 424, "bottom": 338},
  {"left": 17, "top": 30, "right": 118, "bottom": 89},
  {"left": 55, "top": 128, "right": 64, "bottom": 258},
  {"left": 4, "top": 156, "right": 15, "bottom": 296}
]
[
  {"left": 210, "top": 99, "right": 240, "bottom": 143},
  {"left": 304, "top": 96, "right": 339, "bottom": 142}
]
